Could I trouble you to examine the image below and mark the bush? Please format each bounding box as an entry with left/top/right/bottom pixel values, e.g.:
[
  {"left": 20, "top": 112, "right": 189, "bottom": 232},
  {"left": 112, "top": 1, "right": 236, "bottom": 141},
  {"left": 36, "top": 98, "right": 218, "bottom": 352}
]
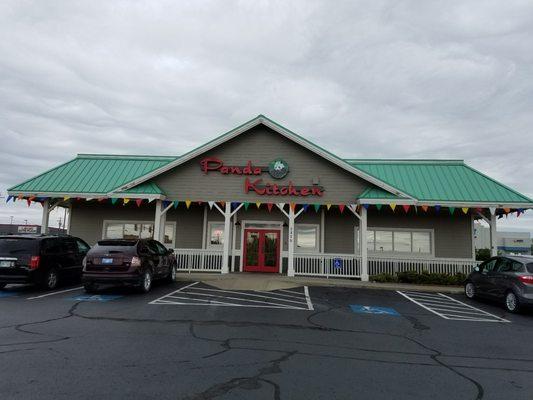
[
  {"left": 476, "top": 249, "right": 491, "bottom": 262},
  {"left": 371, "top": 270, "right": 466, "bottom": 286}
]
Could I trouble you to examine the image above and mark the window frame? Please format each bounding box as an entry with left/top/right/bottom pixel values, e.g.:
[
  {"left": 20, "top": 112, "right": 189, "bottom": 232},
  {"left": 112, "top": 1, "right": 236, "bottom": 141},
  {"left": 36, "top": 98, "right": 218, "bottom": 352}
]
[
  {"left": 101, "top": 220, "right": 176, "bottom": 248},
  {"left": 206, "top": 221, "right": 225, "bottom": 249},
  {"left": 294, "top": 224, "right": 320, "bottom": 253},
  {"left": 355, "top": 226, "right": 434, "bottom": 258}
]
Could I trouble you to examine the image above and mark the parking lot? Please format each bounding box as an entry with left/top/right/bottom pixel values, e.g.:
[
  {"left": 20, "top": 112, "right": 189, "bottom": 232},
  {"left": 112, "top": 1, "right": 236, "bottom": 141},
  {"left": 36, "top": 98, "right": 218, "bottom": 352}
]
[{"left": 1, "top": 281, "right": 533, "bottom": 400}]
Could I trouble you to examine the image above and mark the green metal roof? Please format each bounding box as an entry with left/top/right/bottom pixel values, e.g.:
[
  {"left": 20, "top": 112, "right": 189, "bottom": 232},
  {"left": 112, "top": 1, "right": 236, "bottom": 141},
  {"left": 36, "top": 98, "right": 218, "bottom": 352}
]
[
  {"left": 8, "top": 154, "right": 176, "bottom": 195},
  {"left": 358, "top": 186, "right": 407, "bottom": 200},
  {"left": 347, "top": 160, "right": 532, "bottom": 204},
  {"left": 121, "top": 181, "right": 165, "bottom": 195}
]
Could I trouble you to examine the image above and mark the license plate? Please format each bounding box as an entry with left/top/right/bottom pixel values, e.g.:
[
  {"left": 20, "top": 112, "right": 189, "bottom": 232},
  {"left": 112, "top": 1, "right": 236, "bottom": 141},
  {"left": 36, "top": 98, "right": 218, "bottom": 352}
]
[
  {"left": 0, "top": 261, "right": 13, "bottom": 268},
  {"left": 101, "top": 258, "right": 113, "bottom": 265}
]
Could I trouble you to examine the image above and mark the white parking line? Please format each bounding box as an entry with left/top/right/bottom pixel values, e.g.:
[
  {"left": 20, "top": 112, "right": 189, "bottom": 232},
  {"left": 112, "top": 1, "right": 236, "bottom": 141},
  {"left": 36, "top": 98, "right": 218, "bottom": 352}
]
[
  {"left": 397, "top": 291, "right": 510, "bottom": 323},
  {"left": 150, "top": 282, "right": 313, "bottom": 310},
  {"left": 27, "top": 286, "right": 84, "bottom": 300}
]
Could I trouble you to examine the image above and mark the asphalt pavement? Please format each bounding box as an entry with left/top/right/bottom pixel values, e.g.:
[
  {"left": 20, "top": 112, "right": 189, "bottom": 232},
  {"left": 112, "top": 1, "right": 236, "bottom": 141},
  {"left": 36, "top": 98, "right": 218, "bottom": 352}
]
[{"left": 0, "top": 280, "right": 532, "bottom": 400}]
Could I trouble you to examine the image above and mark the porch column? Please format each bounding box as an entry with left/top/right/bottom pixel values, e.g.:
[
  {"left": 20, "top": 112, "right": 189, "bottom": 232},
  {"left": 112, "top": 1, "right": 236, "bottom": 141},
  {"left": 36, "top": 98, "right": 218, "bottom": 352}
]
[
  {"left": 221, "top": 202, "right": 232, "bottom": 274},
  {"left": 489, "top": 213, "right": 498, "bottom": 257},
  {"left": 287, "top": 206, "right": 295, "bottom": 277},
  {"left": 41, "top": 199, "right": 50, "bottom": 234},
  {"left": 153, "top": 200, "right": 163, "bottom": 242},
  {"left": 360, "top": 206, "right": 369, "bottom": 281}
]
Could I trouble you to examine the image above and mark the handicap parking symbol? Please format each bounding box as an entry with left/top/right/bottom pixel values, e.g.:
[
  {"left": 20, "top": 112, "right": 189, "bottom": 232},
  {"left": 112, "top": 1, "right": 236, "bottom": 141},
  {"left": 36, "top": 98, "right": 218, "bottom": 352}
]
[
  {"left": 333, "top": 258, "right": 343, "bottom": 269},
  {"left": 71, "top": 294, "right": 123, "bottom": 302},
  {"left": 350, "top": 304, "right": 400, "bottom": 316}
]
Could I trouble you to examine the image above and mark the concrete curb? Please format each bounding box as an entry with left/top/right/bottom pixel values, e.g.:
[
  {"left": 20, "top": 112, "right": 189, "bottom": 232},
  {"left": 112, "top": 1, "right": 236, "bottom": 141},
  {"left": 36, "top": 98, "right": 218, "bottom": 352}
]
[{"left": 175, "top": 272, "right": 464, "bottom": 294}]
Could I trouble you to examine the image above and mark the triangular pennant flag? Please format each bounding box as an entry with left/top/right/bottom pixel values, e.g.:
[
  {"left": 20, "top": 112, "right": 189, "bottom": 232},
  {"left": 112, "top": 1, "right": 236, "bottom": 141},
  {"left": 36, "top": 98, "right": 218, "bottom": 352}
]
[
  {"left": 185, "top": 200, "right": 192, "bottom": 209},
  {"left": 86, "top": 198, "right": 94, "bottom": 202},
  {"left": 148, "top": 198, "right": 155, "bottom": 203},
  {"left": 461, "top": 207, "right": 468, "bottom": 214},
  {"left": 244, "top": 202, "right": 250, "bottom": 211},
  {"left": 338, "top": 204, "right": 345, "bottom": 213},
  {"left": 402, "top": 205, "right": 410, "bottom": 213},
  {"left": 219, "top": 201, "right": 225, "bottom": 208},
  {"left": 135, "top": 199, "right": 143, "bottom": 207},
  {"left": 303, "top": 204, "right": 309, "bottom": 212},
  {"left": 208, "top": 201, "right": 214, "bottom": 210},
  {"left": 256, "top": 202, "right": 261, "bottom": 209},
  {"left": 111, "top": 198, "right": 118, "bottom": 205},
  {"left": 421, "top": 205, "right": 429, "bottom": 212},
  {"left": 63, "top": 196, "right": 70, "bottom": 201},
  {"left": 434, "top": 205, "right": 441, "bottom": 213},
  {"left": 375, "top": 204, "right": 382, "bottom": 210},
  {"left": 290, "top": 203, "right": 296, "bottom": 212},
  {"left": 489, "top": 207, "right": 496, "bottom": 215},
  {"left": 98, "top": 198, "right": 106, "bottom": 202},
  {"left": 231, "top": 202, "right": 240, "bottom": 209},
  {"left": 326, "top": 204, "right": 332, "bottom": 210},
  {"left": 17, "top": 195, "right": 23, "bottom": 200},
  {"left": 503, "top": 208, "right": 511, "bottom": 214},
  {"left": 313, "top": 204, "right": 320, "bottom": 212},
  {"left": 390, "top": 203, "right": 396, "bottom": 211},
  {"left": 449, "top": 207, "right": 455, "bottom": 215},
  {"left": 498, "top": 214, "right": 503, "bottom": 219},
  {"left": 27, "top": 198, "right": 32, "bottom": 207},
  {"left": 267, "top": 203, "right": 274, "bottom": 212},
  {"left": 173, "top": 200, "right": 179, "bottom": 209},
  {"left": 197, "top": 201, "right": 203, "bottom": 206},
  {"left": 162, "top": 200, "right": 172, "bottom": 209},
  {"left": 6, "top": 195, "right": 12, "bottom": 203},
  {"left": 278, "top": 203, "right": 285, "bottom": 210},
  {"left": 123, "top": 198, "right": 130, "bottom": 205}
]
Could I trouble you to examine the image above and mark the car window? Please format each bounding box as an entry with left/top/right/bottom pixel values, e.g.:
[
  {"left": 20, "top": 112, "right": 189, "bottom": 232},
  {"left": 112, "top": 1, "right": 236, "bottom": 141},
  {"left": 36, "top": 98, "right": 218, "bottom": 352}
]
[
  {"left": 153, "top": 241, "right": 168, "bottom": 255},
  {"left": 0, "top": 238, "right": 38, "bottom": 255},
  {"left": 76, "top": 239, "right": 90, "bottom": 254},
  {"left": 495, "top": 258, "right": 513, "bottom": 273},
  {"left": 63, "top": 240, "right": 77, "bottom": 254},
  {"left": 480, "top": 259, "right": 497, "bottom": 273},
  {"left": 527, "top": 263, "right": 533, "bottom": 273},
  {"left": 42, "top": 239, "right": 62, "bottom": 255},
  {"left": 511, "top": 261, "right": 524, "bottom": 272},
  {"left": 145, "top": 241, "right": 159, "bottom": 255}
]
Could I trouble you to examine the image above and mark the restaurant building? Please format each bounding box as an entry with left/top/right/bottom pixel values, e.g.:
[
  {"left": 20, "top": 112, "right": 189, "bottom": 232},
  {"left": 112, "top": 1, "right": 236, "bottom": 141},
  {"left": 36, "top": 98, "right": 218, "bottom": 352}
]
[{"left": 7, "top": 115, "right": 533, "bottom": 280}]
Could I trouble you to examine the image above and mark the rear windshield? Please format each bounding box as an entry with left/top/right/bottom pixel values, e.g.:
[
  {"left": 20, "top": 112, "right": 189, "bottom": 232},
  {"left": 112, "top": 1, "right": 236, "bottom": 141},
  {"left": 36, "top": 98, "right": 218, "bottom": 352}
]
[
  {"left": 0, "top": 238, "right": 39, "bottom": 255},
  {"left": 97, "top": 240, "right": 137, "bottom": 247},
  {"left": 527, "top": 263, "right": 533, "bottom": 273}
]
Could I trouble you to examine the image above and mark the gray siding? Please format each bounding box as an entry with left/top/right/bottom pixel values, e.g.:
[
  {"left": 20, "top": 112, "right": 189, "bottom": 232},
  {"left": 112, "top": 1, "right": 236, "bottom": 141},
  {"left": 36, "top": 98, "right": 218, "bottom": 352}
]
[{"left": 154, "top": 124, "right": 371, "bottom": 204}]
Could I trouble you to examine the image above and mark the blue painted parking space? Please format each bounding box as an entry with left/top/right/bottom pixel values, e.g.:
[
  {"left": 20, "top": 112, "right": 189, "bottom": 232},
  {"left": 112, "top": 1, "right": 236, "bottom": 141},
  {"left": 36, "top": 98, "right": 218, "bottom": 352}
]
[
  {"left": 350, "top": 304, "right": 400, "bottom": 316},
  {"left": 70, "top": 294, "right": 123, "bottom": 302},
  {"left": 0, "top": 292, "right": 18, "bottom": 298}
]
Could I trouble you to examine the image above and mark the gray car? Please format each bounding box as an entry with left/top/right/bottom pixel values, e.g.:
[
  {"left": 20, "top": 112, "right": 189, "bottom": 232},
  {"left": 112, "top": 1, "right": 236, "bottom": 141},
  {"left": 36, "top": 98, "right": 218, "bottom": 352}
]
[{"left": 464, "top": 255, "right": 533, "bottom": 313}]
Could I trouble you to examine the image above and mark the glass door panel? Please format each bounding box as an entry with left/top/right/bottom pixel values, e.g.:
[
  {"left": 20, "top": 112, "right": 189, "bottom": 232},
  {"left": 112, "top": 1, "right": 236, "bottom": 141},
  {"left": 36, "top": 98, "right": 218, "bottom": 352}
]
[
  {"left": 263, "top": 232, "right": 278, "bottom": 268},
  {"left": 245, "top": 231, "right": 260, "bottom": 267}
]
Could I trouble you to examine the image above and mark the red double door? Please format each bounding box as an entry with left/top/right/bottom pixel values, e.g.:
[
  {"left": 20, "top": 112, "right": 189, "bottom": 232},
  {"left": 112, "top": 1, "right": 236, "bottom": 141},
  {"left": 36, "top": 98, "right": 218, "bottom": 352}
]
[{"left": 243, "top": 229, "right": 280, "bottom": 273}]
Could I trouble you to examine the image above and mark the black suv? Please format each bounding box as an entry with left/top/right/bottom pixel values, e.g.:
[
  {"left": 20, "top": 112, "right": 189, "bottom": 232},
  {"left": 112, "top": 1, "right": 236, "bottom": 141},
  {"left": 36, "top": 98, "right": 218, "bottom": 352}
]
[
  {"left": 82, "top": 239, "right": 176, "bottom": 293},
  {"left": 0, "top": 235, "right": 90, "bottom": 290}
]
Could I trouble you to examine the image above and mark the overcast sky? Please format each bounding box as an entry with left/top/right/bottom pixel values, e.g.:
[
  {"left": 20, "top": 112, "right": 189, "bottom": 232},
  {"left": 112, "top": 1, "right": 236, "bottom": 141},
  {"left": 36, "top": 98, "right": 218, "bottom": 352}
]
[{"left": 1, "top": 0, "right": 533, "bottom": 234}]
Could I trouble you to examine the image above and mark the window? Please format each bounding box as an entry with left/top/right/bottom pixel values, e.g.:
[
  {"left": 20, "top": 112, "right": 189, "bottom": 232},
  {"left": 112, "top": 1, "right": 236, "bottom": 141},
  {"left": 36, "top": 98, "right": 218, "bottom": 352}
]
[
  {"left": 207, "top": 222, "right": 225, "bottom": 248},
  {"left": 76, "top": 239, "right": 90, "bottom": 254},
  {"left": 103, "top": 221, "right": 175, "bottom": 246},
  {"left": 481, "top": 259, "right": 497, "bottom": 273},
  {"left": 295, "top": 224, "right": 319, "bottom": 252},
  {"left": 360, "top": 227, "right": 432, "bottom": 256}
]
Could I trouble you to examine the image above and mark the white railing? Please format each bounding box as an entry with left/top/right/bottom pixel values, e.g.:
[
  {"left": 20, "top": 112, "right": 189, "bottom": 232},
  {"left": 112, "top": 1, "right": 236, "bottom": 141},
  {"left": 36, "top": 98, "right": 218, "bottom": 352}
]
[
  {"left": 174, "top": 248, "right": 223, "bottom": 273},
  {"left": 294, "top": 253, "right": 362, "bottom": 278},
  {"left": 369, "top": 256, "right": 480, "bottom": 276}
]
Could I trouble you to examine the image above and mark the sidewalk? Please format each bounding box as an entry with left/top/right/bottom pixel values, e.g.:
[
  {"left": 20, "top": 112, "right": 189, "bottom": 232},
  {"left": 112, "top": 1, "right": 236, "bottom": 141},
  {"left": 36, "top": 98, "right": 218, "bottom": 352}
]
[{"left": 175, "top": 272, "right": 464, "bottom": 294}]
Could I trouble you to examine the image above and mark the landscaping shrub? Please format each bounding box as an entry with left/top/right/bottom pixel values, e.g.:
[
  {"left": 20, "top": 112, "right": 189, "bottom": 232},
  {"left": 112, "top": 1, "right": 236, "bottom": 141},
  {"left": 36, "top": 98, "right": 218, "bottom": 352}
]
[{"left": 370, "top": 271, "right": 467, "bottom": 286}]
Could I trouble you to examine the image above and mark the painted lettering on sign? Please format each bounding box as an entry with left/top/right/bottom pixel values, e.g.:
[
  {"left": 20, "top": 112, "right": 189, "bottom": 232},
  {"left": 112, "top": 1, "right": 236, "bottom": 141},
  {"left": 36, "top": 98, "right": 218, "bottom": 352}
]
[{"left": 199, "top": 157, "right": 325, "bottom": 197}]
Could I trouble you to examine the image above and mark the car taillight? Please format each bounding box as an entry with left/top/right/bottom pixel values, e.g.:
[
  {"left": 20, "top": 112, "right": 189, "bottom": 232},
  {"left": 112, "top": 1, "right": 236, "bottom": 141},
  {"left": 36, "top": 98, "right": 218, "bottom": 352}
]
[
  {"left": 518, "top": 275, "right": 533, "bottom": 284},
  {"left": 131, "top": 256, "right": 141, "bottom": 268},
  {"left": 30, "top": 256, "right": 40, "bottom": 270}
]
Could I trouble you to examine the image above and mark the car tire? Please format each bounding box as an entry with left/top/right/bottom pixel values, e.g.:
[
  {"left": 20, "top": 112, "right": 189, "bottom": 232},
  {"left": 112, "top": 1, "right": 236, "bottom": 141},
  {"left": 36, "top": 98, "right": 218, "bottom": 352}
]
[
  {"left": 41, "top": 267, "right": 59, "bottom": 290},
  {"left": 138, "top": 270, "right": 152, "bottom": 293},
  {"left": 166, "top": 265, "right": 176, "bottom": 283},
  {"left": 505, "top": 291, "right": 521, "bottom": 313},
  {"left": 464, "top": 282, "right": 476, "bottom": 299},
  {"left": 84, "top": 283, "right": 98, "bottom": 293}
]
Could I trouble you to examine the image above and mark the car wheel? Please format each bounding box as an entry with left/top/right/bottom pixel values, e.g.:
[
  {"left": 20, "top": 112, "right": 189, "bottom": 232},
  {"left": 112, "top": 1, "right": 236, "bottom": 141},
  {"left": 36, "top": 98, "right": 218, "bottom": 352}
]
[
  {"left": 505, "top": 291, "right": 521, "bottom": 313},
  {"left": 41, "top": 267, "right": 59, "bottom": 290},
  {"left": 138, "top": 270, "right": 152, "bottom": 293},
  {"left": 464, "top": 282, "right": 476, "bottom": 299},
  {"left": 84, "top": 283, "right": 98, "bottom": 293},
  {"left": 166, "top": 265, "right": 176, "bottom": 283}
]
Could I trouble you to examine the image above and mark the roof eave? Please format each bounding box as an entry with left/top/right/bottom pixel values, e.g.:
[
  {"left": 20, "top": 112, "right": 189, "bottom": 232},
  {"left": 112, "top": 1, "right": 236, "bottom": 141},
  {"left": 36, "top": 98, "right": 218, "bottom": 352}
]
[{"left": 7, "top": 190, "right": 165, "bottom": 201}]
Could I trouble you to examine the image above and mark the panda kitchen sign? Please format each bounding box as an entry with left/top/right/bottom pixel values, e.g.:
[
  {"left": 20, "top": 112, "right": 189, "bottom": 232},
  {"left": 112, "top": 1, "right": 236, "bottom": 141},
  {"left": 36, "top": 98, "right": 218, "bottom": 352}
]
[{"left": 199, "top": 157, "right": 325, "bottom": 197}]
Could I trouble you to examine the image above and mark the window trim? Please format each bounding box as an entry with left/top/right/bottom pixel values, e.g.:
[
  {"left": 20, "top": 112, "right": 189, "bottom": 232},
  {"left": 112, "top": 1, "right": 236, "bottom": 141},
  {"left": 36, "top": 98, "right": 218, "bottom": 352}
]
[
  {"left": 101, "top": 220, "right": 176, "bottom": 248},
  {"left": 355, "top": 226, "right": 435, "bottom": 258},
  {"left": 206, "top": 221, "right": 225, "bottom": 249},
  {"left": 295, "top": 223, "right": 320, "bottom": 253}
]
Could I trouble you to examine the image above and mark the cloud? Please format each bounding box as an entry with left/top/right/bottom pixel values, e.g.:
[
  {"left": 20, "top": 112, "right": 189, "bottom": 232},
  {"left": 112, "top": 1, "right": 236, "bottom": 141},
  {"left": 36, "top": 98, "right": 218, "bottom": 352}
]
[{"left": 1, "top": 0, "right": 532, "bottom": 233}]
